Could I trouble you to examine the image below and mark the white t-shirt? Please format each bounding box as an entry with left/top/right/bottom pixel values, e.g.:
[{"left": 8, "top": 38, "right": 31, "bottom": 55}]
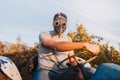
[{"left": 38, "top": 31, "right": 73, "bottom": 72}]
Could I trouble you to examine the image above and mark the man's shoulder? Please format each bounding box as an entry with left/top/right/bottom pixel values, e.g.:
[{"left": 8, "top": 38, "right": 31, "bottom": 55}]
[
  {"left": 40, "top": 31, "right": 53, "bottom": 35},
  {"left": 39, "top": 31, "right": 54, "bottom": 38}
]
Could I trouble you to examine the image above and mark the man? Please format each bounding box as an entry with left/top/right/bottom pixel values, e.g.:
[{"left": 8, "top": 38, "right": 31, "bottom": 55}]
[{"left": 33, "top": 13, "right": 100, "bottom": 80}]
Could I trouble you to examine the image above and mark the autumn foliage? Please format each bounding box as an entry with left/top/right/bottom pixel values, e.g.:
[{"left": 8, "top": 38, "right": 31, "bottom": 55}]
[{"left": 68, "top": 24, "right": 120, "bottom": 67}]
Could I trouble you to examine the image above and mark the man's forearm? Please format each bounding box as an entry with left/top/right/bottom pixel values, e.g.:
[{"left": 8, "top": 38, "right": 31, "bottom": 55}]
[
  {"left": 54, "top": 42, "right": 86, "bottom": 51},
  {"left": 43, "top": 38, "right": 86, "bottom": 51},
  {"left": 43, "top": 38, "right": 100, "bottom": 55}
]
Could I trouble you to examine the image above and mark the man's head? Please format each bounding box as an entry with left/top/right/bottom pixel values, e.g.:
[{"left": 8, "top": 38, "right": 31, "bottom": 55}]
[{"left": 53, "top": 13, "right": 68, "bottom": 36}]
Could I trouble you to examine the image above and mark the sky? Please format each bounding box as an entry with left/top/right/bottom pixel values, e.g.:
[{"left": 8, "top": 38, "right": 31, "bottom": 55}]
[{"left": 0, "top": 0, "right": 120, "bottom": 49}]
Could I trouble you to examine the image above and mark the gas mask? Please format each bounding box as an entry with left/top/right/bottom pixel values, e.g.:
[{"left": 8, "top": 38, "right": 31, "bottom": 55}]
[{"left": 53, "top": 16, "right": 67, "bottom": 36}]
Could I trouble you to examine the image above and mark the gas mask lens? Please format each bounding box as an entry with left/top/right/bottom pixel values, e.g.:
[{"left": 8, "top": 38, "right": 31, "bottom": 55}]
[
  {"left": 54, "top": 21, "right": 60, "bottom": 26},
  {"left": 62, "top": 22, "right": 66, "bottom": 27}
]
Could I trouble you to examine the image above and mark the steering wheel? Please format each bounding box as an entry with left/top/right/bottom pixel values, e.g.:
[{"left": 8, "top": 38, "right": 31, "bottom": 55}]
[{"left": 57, "top": 55, "right": 97, "bottom": 68}]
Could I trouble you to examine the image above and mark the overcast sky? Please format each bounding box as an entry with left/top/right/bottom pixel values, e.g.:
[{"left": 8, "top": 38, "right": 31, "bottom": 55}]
[{"left": 0, "top": 0, "right": 120, "bottom": 49}]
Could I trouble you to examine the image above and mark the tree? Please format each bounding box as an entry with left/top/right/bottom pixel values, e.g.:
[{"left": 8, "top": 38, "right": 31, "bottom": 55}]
[
  {"left": 68, "top": 24, "right": 93, "bottom": 42},
  {"left": 68, "top": 24, "right": 120, "bottom": 67}
]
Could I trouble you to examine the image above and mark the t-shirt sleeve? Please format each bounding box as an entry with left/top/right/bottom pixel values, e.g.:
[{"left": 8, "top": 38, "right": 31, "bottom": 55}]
[
  {"left": 39, "top": 31, "right": 51, "bottom": 44},
  {"left": 40, "top": 31, "right": 51, "bottom": 39}
]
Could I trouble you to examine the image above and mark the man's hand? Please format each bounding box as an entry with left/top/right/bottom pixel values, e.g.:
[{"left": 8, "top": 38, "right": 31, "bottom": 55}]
[
  {"left": 84, "top": 43, "right": 100, "bottom": 55},
  {"left": 68, "top": 52, "right": 77, "bottom": 67}
]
